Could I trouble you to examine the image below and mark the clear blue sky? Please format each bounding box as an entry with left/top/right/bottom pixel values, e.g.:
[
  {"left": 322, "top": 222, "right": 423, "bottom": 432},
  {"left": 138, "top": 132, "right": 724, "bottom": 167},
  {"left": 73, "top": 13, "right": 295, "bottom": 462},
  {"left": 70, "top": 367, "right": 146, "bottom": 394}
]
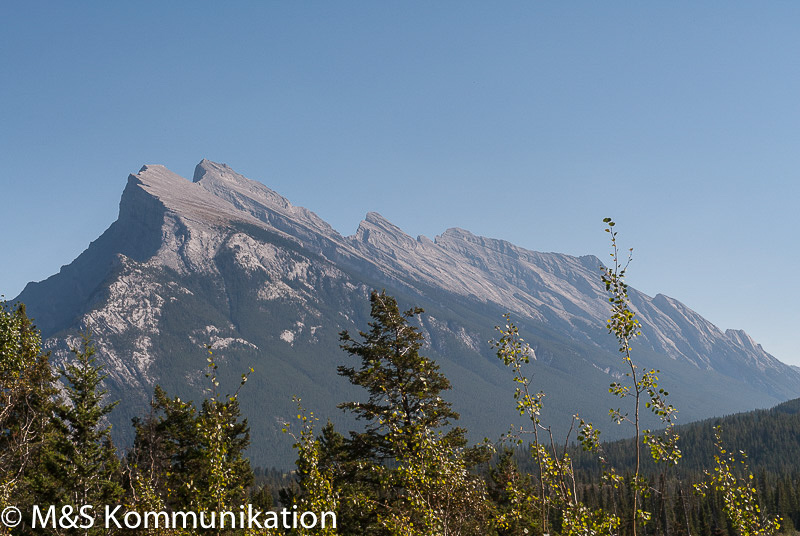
[{"left": 2, "top": 2, "right": 799, "bottom": 364}]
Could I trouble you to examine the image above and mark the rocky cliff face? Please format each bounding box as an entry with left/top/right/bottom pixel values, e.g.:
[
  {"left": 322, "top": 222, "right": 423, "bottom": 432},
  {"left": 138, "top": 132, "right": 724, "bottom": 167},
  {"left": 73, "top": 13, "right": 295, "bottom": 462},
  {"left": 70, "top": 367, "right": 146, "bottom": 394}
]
[{"left": 16, "top": 160, "right": 800, "bottom": 466}]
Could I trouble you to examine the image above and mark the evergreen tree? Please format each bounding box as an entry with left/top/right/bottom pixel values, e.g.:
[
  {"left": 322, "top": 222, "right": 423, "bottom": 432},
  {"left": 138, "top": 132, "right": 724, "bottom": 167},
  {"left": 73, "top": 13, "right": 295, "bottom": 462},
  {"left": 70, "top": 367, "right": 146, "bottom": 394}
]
[
  {"left": 34, "top": 333, "right": 123, "bottom": 528},
  {"left": 336, "top": 290, "right": 480, "bottom": 535},
  {"left": 338, "top": 290, "right": 461, "bottom": 460},
  {"left": 0, "top": 302, "right": 58, "bottom": 507},
  {"left": 128, "top": 385, "right": 199, "bottom": 507},
  {"left": 128, "top": 354, "right": 253, "bottom": 510},
  {"left": 488, "top": 449, "right": 540, "bottom": 536}
]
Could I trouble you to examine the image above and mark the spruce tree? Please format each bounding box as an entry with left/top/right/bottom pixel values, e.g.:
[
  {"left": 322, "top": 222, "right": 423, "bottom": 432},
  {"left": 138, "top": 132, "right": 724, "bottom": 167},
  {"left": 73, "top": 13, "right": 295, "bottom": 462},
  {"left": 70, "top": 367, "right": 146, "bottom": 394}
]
[
  {"left": 337, "top": 290, "right": 460, "bottom": 460},
  {"left": 36, "top": 333, "right": 123, "bottom": 515},
  {"left": 336, "top": 291, "right": 479, "bottom": 535}
]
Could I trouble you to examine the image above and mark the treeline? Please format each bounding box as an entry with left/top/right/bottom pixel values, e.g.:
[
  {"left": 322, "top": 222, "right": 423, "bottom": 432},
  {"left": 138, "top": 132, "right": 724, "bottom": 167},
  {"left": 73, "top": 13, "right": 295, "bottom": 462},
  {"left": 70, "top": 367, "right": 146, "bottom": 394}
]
[
  {"left": 570, "top": 398, "right": 800, "bottom": 477},
  {"left": 0, "top": 220, "right": 793, "bottom": 535},
  {"left": 562, "top": 398, "right": 800, "bottom": 536}
]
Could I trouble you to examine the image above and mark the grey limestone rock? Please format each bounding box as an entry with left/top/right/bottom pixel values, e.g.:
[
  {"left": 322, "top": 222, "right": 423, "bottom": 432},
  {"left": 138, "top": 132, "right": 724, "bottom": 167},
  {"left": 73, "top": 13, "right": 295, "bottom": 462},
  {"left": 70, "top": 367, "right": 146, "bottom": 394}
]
[{"left": 15, "top": 160, "right": 800, "bottom": 465}]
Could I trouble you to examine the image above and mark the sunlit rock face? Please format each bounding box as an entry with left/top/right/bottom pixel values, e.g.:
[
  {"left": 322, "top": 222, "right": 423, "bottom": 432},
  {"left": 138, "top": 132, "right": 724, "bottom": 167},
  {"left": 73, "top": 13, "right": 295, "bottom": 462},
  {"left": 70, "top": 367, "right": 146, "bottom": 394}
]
[{"left": 17, "top": 160, "right": 800, "bottom": 466}]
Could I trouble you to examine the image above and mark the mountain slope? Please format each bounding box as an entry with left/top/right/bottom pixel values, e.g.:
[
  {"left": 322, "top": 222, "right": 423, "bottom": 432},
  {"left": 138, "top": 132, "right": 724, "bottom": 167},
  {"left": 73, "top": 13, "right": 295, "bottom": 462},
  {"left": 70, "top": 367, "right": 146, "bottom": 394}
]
[
  {"left": 572, "top": 397, "right": 800, "bottom": 477},
  {"left": 15, "top": 160, "right": 800, "bottom": 466}
]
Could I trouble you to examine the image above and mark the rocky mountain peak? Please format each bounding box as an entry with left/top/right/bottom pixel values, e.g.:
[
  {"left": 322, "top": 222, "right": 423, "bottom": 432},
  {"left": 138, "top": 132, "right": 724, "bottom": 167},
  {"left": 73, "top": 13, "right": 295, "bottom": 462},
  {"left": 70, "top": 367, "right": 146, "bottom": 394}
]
[
  {"left": 190, "top": 159, "right": 338, "bottom": 241},
  {"left": 120, "top": 162, "right": 254, "bottom": 228},
  {"left": 726, "top": 329, "right": 762, "bottom": 353},
  {"left": 361, "top": 212, "right": 407, "bottom": 236},
  {"left": 192, "top": 159, "right": 290, "bottom": 209},
  {"left": 354, "top": 212, "right": 417, "bottom": 251},
  {"left": 14, "top": 160, "right": 800, "bottom": 465},
  {"left": 435, "top": 227, "right": 522, "bottom": 260},
  {"left": 438, "top": 227, "right": 476, "bottom": 240},
  {"left": 364, "top": 211, "right": 393, "bottom": 225},
  {"left": 192, "top": 158, "right": 236, "bottom": 183}
]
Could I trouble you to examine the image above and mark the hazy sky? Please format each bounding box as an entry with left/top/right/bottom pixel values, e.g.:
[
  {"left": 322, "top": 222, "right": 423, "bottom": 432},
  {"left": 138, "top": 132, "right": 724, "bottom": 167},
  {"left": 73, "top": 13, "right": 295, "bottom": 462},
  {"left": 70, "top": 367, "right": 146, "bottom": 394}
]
[{"left": 2, "top": 3, "right": 799, "bottom": 364}]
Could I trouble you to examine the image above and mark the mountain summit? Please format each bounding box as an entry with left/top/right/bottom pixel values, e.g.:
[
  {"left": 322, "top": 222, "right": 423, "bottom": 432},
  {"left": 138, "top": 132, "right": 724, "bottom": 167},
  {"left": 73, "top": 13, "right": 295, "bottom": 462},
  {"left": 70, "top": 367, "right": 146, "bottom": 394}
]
[{"left": 15, "top": 160, "right": 800, "bottom": 465}]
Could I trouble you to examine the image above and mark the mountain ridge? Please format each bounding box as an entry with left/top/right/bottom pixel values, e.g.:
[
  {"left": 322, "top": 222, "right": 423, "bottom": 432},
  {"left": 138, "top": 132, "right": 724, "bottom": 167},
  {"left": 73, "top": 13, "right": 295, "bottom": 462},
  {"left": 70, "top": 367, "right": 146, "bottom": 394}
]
[{"left": 14, "top": 159, "right": 800, "bottom": 465}]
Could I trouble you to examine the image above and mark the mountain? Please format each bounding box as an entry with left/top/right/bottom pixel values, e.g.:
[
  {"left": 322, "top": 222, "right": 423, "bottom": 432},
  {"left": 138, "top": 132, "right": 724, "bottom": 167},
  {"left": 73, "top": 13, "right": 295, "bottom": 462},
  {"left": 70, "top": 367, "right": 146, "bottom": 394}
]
[{"left": 14, "top": 160, "right": 800, "bottom": 466}]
